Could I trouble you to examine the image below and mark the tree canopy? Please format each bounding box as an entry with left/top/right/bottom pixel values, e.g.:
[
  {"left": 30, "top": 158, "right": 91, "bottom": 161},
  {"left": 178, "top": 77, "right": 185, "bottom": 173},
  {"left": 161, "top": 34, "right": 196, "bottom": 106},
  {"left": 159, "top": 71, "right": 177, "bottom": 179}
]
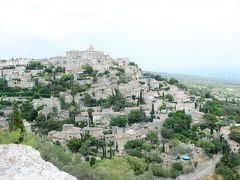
[
  {"left": 8, "top": 101, "right": 25, "bottom": 133},
  {"left": 110, "top": 115, "right": 128, "bottom": 127}
]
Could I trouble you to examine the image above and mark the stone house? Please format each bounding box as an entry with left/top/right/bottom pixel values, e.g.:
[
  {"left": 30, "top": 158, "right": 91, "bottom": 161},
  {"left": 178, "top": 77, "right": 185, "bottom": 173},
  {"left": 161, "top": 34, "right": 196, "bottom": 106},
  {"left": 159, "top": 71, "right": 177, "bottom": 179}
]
[
  {"left": 75, "top": 112, "right": 89, "bottom": 122},
  {"left": 0, "top": 58, "right": 29, "bottom": 68},
  {"left": 111, "top": 121, "right": 160, "bottom": 149},
  {"left": 23, "top": 120, "right": 32, "bottom": 133},
  {"left": 48, "top": 124, "right": 82, "bottom": 147},
  {"left": 75, "top": 111, "right": 125, "bottom": 125},
  {"left": 48, "top": 124, "right": 104, "bottom": 147},
  {"left": 81, "top": 127, "right": 104, "bottom": 138},
  {"left": 220, "top": 126, "right": 240, "bottom": 153},
  {"left": 0, "top": 117, "right": 6, "bottom": 128}
]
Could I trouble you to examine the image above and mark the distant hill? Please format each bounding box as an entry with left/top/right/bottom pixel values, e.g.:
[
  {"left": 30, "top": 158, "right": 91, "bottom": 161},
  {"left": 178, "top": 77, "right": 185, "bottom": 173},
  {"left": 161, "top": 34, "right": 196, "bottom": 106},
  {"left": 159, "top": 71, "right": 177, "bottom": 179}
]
[{"left": 145, "top": 71, "right": 240, "bottom": 87}]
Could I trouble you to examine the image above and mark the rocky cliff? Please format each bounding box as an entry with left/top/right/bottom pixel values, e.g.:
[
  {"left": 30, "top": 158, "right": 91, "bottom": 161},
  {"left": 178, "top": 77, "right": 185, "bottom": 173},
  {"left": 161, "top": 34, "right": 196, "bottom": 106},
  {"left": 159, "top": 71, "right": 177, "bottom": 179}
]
[{"left": 0, "top": 144, "right": 77, "bottom": 180}]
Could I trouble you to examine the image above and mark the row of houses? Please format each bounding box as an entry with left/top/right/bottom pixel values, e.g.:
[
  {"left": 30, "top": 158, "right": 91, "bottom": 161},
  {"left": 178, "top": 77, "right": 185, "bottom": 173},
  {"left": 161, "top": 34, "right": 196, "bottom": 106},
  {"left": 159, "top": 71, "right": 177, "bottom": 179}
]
[{"left": 48, "top": 121, "right": 161, "bottom": 149}]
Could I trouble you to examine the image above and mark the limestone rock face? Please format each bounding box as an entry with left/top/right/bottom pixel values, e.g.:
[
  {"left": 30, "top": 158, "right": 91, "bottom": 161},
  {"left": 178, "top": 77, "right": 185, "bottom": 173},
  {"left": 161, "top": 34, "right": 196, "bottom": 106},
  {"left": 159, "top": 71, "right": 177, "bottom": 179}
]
[{"left": 0, "top": 144, "right": 77, "bottom": 180}]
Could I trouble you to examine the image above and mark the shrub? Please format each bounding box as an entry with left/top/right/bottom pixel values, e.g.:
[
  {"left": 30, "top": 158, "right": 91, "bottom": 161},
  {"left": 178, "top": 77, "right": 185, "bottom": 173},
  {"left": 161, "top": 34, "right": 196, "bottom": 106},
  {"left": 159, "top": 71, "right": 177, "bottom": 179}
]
[
  {"left": 151, "top": 164, "right": 170, "bottom": 178},
  {"left": 110, "top": 115, "right": 128, "bottom": 127},
  {"left": 172, "top": 162, "right": 183, "bottom": 171},
  {"left": 170, "top": 168, "right": 180, "bottom": 178}
]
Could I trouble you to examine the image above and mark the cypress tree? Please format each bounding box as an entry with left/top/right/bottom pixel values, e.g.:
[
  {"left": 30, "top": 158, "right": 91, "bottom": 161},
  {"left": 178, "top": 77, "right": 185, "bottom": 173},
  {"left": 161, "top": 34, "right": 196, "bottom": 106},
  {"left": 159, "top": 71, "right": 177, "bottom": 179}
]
[
  {"left": 87, "top": 108, "right": 94, "bottom": 126},
  {"left": 116, "top": 142, "right": 119, "bottom": 152},
  {"left": 150, "top": 103, "right": 155, "bottom": 122},
  {"left": 102, "top": 147, "right": 105, "bottom": 159},
  {"left": 110, "top": 146, "right": 112, "bottom": 159},
  {"left": 195, "top": 102, "right": 198, "bottom": 109},
  {"left": 210, "top": 124, "right": 214, "bottom": 135},
  {"left": 104, "top": 145, "right": 107, "bottom": 158},
  {"left": 162, "top": 141, "right": 165, "bottom": 153},
  {"left": 139, "top": 90, "right": 144, "bottom": 104},
  {"left": 96, "top": 139, "right": 99, "bottom": 151},
  {"left": 9, "top": 101, "right": 25, "bottom": 133}
]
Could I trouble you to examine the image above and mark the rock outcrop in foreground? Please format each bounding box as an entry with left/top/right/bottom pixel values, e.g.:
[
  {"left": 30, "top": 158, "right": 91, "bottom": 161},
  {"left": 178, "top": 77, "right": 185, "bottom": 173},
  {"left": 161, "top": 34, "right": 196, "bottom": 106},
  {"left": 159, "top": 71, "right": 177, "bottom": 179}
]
[{"left": 0, "top": 144, "right": 77, "bottom": 180}]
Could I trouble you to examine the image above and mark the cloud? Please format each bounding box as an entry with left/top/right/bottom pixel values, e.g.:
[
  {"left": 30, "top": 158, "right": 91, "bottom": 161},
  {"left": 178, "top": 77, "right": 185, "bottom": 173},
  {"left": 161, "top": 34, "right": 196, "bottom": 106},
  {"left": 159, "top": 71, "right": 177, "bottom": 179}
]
[{"left": 0, "top": 0, "right": 240, "bottom": 73}]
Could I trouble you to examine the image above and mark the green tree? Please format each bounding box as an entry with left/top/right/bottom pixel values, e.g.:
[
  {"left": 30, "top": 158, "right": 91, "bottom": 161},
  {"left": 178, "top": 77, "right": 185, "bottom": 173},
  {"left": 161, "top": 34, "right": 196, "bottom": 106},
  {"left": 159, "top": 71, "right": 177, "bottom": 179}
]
[
  {"left": 161, "top": 111, "right": 192, "bottom": 139},
  {"left": 161, "top": 127, "right": 172, "bottom": 139},
  {"left": 26, "top": 61, "right": 44, "bottom": 70},
  {"left": 89, "top": 157, "right": 96, "bottom": 167},
  {"left": 67, "top": 138, "right": 81, "bottom": 152},
  {"left": 151, "top": 164, "right": 170, "bottom": 177},
  {"left": 69, "top": 105, "right": 80, "bottom": 121},
  {"left": 203, "top": 113, "right": 218, "bottom": 135},
  {"left": 169, "top": 78, "right": 179, "bottom": 85},
  {"left": 150, "top": 104, "right": 155, "bottom": 122},
  {"left": 108, "top": 141, "right": 114, "bottom": 159},
  {"left": 172, "top": 162, "right": 183, "bottom": 171},
  {"left": 84, "top": 93, "right": 97, "bottom": 107},
  {"left": 110, "top": 115, "right": 128, "bottom": 127},
  {"left": 162, "top": 141, "right": 165, "bottom": 153},
  {"left": 98, "top": 139, "right": 106, "bottom": 159},
  {"left": 124, "top": 139, "right": 145, "bottom": 150},
  {"left": 21, "top": 101, "right": 38, "bottom": 121},
  {"left": 202, "top": 100, "right": 223, "bottom": 116},
  {"left": 60, "top": 73, "right": 74, "bottom": 87},
  {"left": 94, "top": 157, "right": 135, "bottom": 180},
  {"left": 146, "top": 131, "right": 158, "bottom": 144},
  {"left": 139, "top": 90, "right": 144, "bottom": 104},
  {"left": 9, "top": 101, "right": 25, "bottom": 133},
  {"left": 165, "top": 94, "right": 174, "bottom": 102},
  {"left": 128, "top": 109, "right": 146, "bottom": 125},
  {"left": 81, "top": 64, "right": 94, "bottom": 74},
  {"left": 87, "top": 108, "right": 94, "bottom": 125},
  {"left": 0, "top": 78, "right": 8, "bottom": 90},
  {"left": 123, "top": 155, "right": 148, "bottom": 175}
]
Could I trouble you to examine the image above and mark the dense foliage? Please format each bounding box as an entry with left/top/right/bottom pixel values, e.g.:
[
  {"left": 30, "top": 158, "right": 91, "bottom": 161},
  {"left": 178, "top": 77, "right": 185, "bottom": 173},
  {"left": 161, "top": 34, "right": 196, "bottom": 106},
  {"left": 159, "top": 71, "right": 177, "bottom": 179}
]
[
  {"left": 99, "top": 89, "right": 129, "bottom": 112},
  {"left": 216, "top": 153, "right": 240, "bottom": 180},
  {"left": 8, "top": 101, "right": 25, "bottom": 134},
  {"left": 161, "top": 111, "right": 192, "bottom": 140},
  {"left": 110, "top": 115, "right": 128, "bottom": 127}
]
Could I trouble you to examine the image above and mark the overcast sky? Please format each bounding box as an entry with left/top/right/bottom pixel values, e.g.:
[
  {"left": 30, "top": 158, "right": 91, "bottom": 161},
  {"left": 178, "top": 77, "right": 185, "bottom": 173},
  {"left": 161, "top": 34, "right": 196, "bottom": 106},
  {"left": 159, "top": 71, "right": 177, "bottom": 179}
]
[{"left": 0, "top": 0, "right": 240, "bottom": 76}]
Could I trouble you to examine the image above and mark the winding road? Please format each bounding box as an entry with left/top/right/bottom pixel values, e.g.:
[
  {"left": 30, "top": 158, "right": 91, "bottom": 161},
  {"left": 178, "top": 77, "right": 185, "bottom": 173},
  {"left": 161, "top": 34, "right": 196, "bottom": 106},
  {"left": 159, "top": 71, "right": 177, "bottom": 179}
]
[{"left": 178, "top": 154, "right": 221, "bottom": 180}]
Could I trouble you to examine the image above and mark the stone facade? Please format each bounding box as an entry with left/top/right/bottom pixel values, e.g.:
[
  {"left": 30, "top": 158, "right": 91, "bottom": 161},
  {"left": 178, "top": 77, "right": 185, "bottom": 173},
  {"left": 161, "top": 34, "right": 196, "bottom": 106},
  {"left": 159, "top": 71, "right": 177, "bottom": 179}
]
[
  {"left": 65, "top": 46, "right": 111, "bottom": 73},
  {"left": 48, "top": 124, "right": 104, "bottom": 147},
  {"left": 0, "top": 58, "right": 29, "bottom": 68},
  {"left": 0, "top": 117, "right": 6, "bottom": 128}
]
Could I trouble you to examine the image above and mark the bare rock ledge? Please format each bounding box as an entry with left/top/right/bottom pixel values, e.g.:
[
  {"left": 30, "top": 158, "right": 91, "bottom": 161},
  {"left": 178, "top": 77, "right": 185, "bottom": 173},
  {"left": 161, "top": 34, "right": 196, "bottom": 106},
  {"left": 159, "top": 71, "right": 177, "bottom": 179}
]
[{"left": 0, "top": 144, "right": 77, "bottom": 180}]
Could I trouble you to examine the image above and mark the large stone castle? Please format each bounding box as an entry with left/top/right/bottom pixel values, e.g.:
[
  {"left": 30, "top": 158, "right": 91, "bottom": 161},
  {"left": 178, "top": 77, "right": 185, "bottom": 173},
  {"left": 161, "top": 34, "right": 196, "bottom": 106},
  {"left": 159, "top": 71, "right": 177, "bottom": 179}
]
[{"left": 66, "top": 46, "right": 113, "bottom": 73}]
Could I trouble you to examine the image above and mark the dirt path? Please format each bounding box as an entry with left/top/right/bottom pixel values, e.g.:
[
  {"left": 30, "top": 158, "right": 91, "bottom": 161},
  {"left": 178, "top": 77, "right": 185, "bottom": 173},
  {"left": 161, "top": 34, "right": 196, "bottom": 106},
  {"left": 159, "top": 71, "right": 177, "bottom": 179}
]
[{"left": 177, "top": 154, "right": 221, "bottom": 180}]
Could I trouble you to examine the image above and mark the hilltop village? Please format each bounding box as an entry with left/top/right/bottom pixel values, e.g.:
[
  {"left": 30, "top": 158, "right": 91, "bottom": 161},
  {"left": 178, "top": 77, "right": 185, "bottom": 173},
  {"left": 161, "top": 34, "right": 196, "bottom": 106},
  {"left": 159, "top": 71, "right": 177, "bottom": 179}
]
[{"left": 1, "top": 47, "right": 240, "bottom": 180}]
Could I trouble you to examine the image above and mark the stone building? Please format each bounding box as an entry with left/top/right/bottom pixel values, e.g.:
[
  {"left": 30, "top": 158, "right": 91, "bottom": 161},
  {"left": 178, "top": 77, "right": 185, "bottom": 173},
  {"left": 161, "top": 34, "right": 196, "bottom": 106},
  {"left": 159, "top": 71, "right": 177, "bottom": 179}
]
[
  {"left": 48, "top": 124, "right": 82, "bottom": 147},
  {"left": 23, "top": 120, "right": 32, "bottom": 133},
  {"left": 220, "top": 126, "right": 240, "bottom": 153},
  {"left": 0, "top": 58, "right": 30, "bottom": 68},
  {"left": 0, "top": 117, "right": 6, "bottom": 128},
  {"left": 65, "top": 46, "right": 111, "bottom": 73},
  {"left": 48, "top": 124, "right": 104, "bottom": 147}
]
